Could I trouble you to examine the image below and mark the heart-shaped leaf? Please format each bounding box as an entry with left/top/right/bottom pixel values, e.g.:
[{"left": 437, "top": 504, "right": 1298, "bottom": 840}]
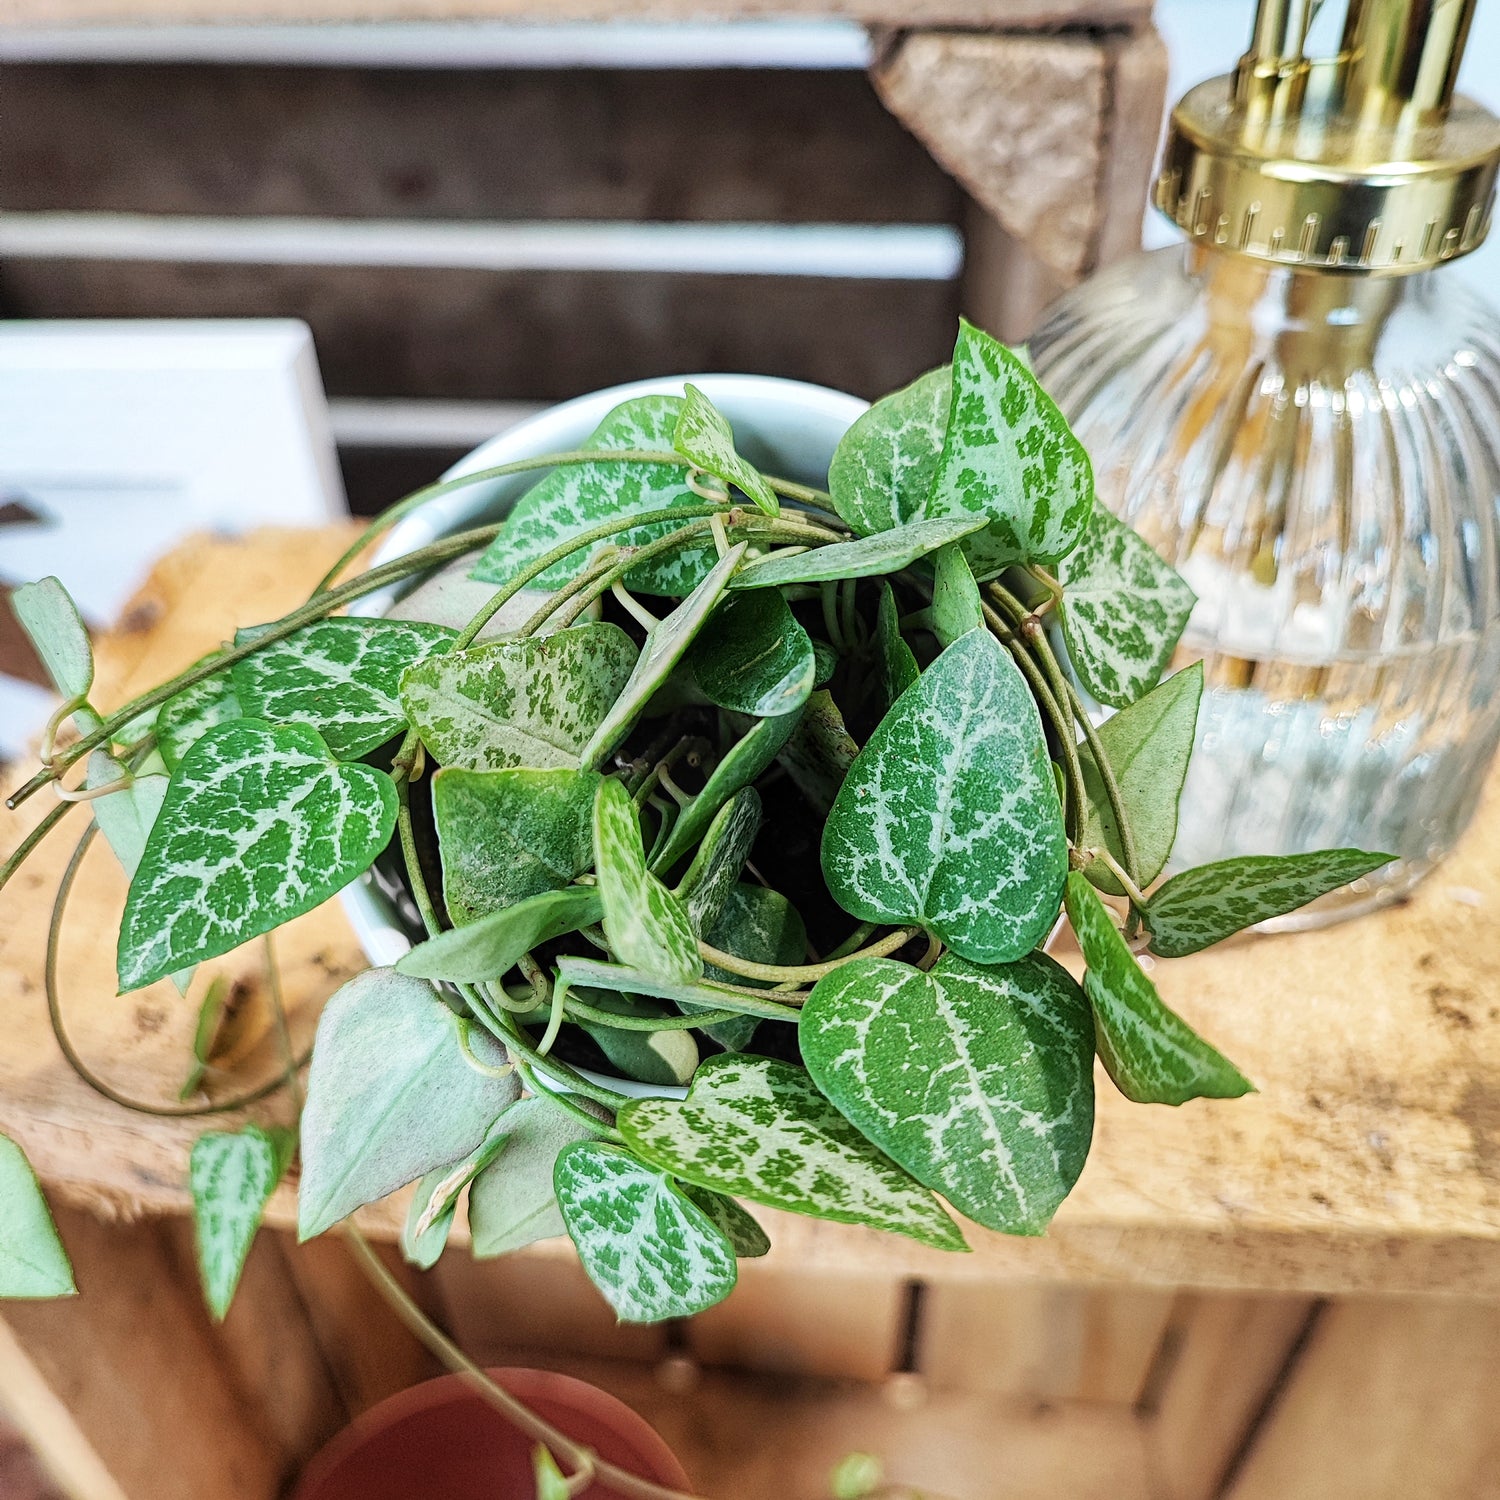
[
  {"left": 678, "top": 1183, "right": 770, "bottom": 1257},
  {"left": 874, "top": 583, "right": 919, "bottom": 713},
  {"left": 728, "top": 515, "right": 985, "bottom": 591},
  {"left": 190, "top": 1124, "right": 293, "bottom": 1319},
  {"left": 157, "top": 658, "right": 243, "bottom": 770},
  {"left": 619, "top": 1054, "right": 966, "bottom": 1250},
  {"left": 400, "top": 1112, "right": 514, "bottom": 1270},
  {"left": 11, "top": 576, "right": 93, "bottom": 702},
  {"left": 674, "top": 383, "right": 778, "bottom": 516},
  {"left": 675, "top": 788, "right": 762, "bottom": 937},
  {"left": 469, "top": 1096, "right": 605, "bottom": 1258},
  {"left": 650, "top": 705, "right": 801, "bottom": 872},
  {"left": 1081, "top": 664, "right": 1203, "bottom": 896},
  {"left": 1065, "top": 873, "right": 1252, "bottom": 1105},
  {"left": 402, "top": 622, "right": 637, "bottom": 773},
  {"left": 1058, "top": 508, "right": 1195, "bottom": 710},
  {"left": 433, "top": 766, "right": 600, "bottom": 925},
  {"left": 471, "top": 396, "right": 717, "bottom": 597},
  {"left": 0, "top": 1134, "right": 75, "bottom": 1298},
  {"left": 118, "top": 721, "right": 397, "bottom": 992},
  {"left": 297, "top": 968, "right": 521, "bottom": 1238},
  {"left": 594, "top": 776, "right": 702, "bottom": 983},
  {"left": 699, "top": 882, "right": 807, "bottom": 1050},
  {"left": 828, "top": 366, "right": 952, "bottom": 537},
  {"left": 230, "top": 617, "right": 454, "bottom": 760},
  {"left": 580, "top": 544, "right": 745, "bottom": 769},
  {"left": 926, "top": 542, "right": 982, "bottom": 648},
  {"left": 397, "top": 886, "right": 603, "bottom": 983},
  {"left": 801, "top": 952, "right": 1093, "bottom": 1235},
  {"left": 554, "top": 1141, "right": 738, "bottom": 1322},
  {"left": 683, "top": 591, "right": 814, "bottom": 717},
  {"left": 1144, "top": 849, "right": 1393, "bottom": 958},
  {"left": 778, "top": 689, "right": 858, "bottom": 816},
  {"left": 823, "top": 630, "right": 1066, "bottom": 965},
  {"left": 928, "top": 320, "right": 1094, "bottom": 574}
]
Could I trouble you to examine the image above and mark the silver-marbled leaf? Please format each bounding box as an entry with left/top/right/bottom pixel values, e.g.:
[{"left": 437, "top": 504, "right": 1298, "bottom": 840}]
[
  {"left": 699, "top": 882, "right": 806, "bottom": 1051},
  {"left": 674, "top": 383, "right": 778, "bottom": 516},
  {"left": 777, "top": 689, "right": 858, "bottom": 817},
  {"left": 675, "top": 787, "right": 762, "bottom": 937},
  {"left": 682, "top": 590, "right": 813, "bottom": 718},
  {"left": 801, "top": 952, "right": 1093, "bottom": 1235},
  {"left": 156, "top": 656, "right": 243, "bottom": 770},
  {"left": 677, "top": 1183, "right": 770, "bottom": 1257},
  {"left": 728, "top": 515, "right": 984, "bottom": 591},
  {"left": 190, "top": 1124, "right": 293, "bottom": 1319},
  {"left": 822, "top": 630, "right": 1066, "bottom": 965},
  {"left": 397, "top": 885, "right": 602, "bottom": 983}
]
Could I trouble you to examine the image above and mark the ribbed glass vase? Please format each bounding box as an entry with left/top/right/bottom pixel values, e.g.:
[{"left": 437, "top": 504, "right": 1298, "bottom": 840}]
[{"left": 1030, "top": 243, "right": 1500, "bottom": 926}]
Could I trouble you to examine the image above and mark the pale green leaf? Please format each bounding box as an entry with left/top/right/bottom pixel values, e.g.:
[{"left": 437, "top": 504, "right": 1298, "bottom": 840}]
[
  {"left": 1065, "top": 873, "right": 1252, "bottom": 1105},
  {"left": 397, "top": 886, "right": 602, "bottom": 983},
  {"left": 728, "top": 515, "right": 984, "bottom": 591},
  {"left": 432, "top": 766, "right": 600, "bottom": 925},
  {"left": 683, "top": 590, "right": 813, "bottom": 717},
  {"left": 874, "top": 583, "right": 919, "bottom": 713},
  {"left": 400, "top": 1113, "right": 513, "bottom": 1270},
  {"left": 118, "top": 721, "right": 397, "bottom": 993},
  {"left": 390, "top": 550, "right": 586, "bottom": 640},
  {"left": 534, "top": 1446, "right": 571, "bottom": 1500},
  {"left": 675, "top": 788, "right": 762, "bottom": 937},
  {"left": 1144, "top": 849, "right": 1393, "bottom": 959},
  {"left": 619, "top": 1054, "right": 966, "bottom": 1251},
  {"left": 777, "top": 689, "right": 857, "bottom": 816},
  {"left": 11, "top": 577, "right": 93, "bottom": 702},
  {"left": 594, "top": 777, "right": 702, "bottom": 983},
  {"left": 87, "top": 750, "right": 169, "bottom": 879},
  {"left": 928, "top": 320, "right": 1094, "bottom": 573},
  {"left": 469, "top": 1095, "right": 605, "bottom": 1258},
  {"left": 822, "top": 630, "right": 1066, "bottom": 964},
  {"left": 1081, "top": 664, "right": 1203, "bottom": 896},
  {"left": 297, "top": 968, "right": 521, "bottom": 1238},
  {"left": 801, "top": 952, "right": 1093, "bottom": 1235},
  {"left": 1058, "top": 508, "right": 1195, "bottom": 709},
  {"left": 927, "top": 542, "right": 982, "bottom": 648},
  {"left": 190, "top": 1124, "right": 292, "bottom": 1319},
  {"left": 231, "top": 617, "right": 454, "bottom": 760},
  {"left": 579, "top": 544, "right": 746, "bottom": 770},
  {"left": 554, "top": 1141, "right": 738, "bottom": 1322},
  {"left": 677, "top": 1183, "right": 769, "bottom": 1257},
  {"left": 650, "top": 706, "right": 801, "bottom": 872},
  {"left": 0, "top": 1134, "right": 75, "bottom": 1298},
  {"left": 674, "top": 383, "right": 778, "bottom": 516},
  {"left": 831, "top": 1454, "right": 885, "bottom": 1500},
  {"left": 471, "top": 396, "right": 717, "bottom": 597},
  {"left": 156, "top": 658, "right": 242, "bottom": 771},
  {"left": 402, "top": 623, "right": 637, "bottom": 773},
  {"left": 828, "top": 366, "right": 952, "bottom": 537},
  {"left": 570, "top": 991, "right": 701, "bottom": 1087}
]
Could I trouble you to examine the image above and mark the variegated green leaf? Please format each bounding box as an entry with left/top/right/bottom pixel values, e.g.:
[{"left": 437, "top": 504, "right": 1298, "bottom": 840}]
[
  {"left": 927, "top": 542, "right": 982, "bottom": 648},
  {"left": 1066, "top": 873, "right": 1252, "bottom": 1105},
  {"left": 230, "top": 617, "right": 453, "bottom": 760},
  {"left": 579, "top": 544, "right": 745, "bottom": 769},
  {"left": 397, "top": 885, "right": 602, "bottom": 983},
  {"left": 1058, "top": 508, "right": 1195, "bottom": 710},
  {"left": 777, "top": 689, "right": 858, "bottom": 816},
  {"left": 11, "top": 576, "right": 93, "bottom": 702},
  {"left": 678, "top": 1183, "right": 770, "bottom": 1257},
  {"left": 828, "top": 366, "right": 952, "bottom": 537},
  {"left": 156, "top": 657, "right": 242, "bottom": 770},
  {"left": 401, "top": 623, "right": 637, "bottom": 772},
  {"left": 699, "top": 882, "right": 806, "bottom": 1050},
  {"left": 432, "top": 766, "right": 600, "bottom": 925},
  {"left": 469, "top": 1095, "right": 605, "bottom": 1258},
  {"left": 117, "top": 721, "right": 397, "bottom": 992},
  {"left": 674, "top": 383, "right": 779, "bottom": 516},
  {"left": 801, "top": 952, "right": 1093, "bottom": 1235},
  {"left": 297, "top": 968, "right": 521, "bottom": 1238},
  {"left": 594, "top": 776, "right": 702, "bottom": 983},
  {"left": 1144, "top": 849, "right": 1393, "bottom": 959},
  {"left": 650, "top": 705, "right": 801, "bottom": 872},
  {"left": 874, "top": 583, "right": 919, "bottom": 713},
  {"left": 683, "top": 590, "right": 813, "bottom": 717},
  {"left": 400, "top": 1113, "right": 514, "bottom": 1270},
  {"left": 1081, "top": 664, "right": 1202, "bottom": 896},
  {"left": 471, "top": 396, "right": 717, "bottom": 597},
  {"left": 556, "top": 957, "right": 800, "bottom": 1025},
  {"left": 0, "top": 1134, "right": 75, "bottom": 1298},
  {"left": 190, "top": 1124, "right": 293, "bottom": 1319},
  {"left": 555, "top": 1141, "right": 738, "bottom": 1321},
  {"left": 822, "top": 630, "right": 1066, "bottom": 965},
  {"left": 619, "top": 1054, "right": 966, "bottom": 1250},
  {"left": 390, "top": 551, "right": 587, "bottom": 641},
  {"left": 675, "top": 788, "right": 762, "bottom": 937},
  {"left": 728, "top": 515, "right": 984, "bottom": 591},
  {"left": 929, "top": 320, "right": 1094, "bottom": 574}
]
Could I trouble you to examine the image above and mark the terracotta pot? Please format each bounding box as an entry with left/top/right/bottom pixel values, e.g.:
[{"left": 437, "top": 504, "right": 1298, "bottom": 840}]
[{"left": 293, "top": 1366, "right": 691, "bottom": 1500}]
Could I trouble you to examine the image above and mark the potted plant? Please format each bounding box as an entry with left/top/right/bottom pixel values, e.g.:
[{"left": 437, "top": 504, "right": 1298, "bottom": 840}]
[{"left": 0, "top": 319, "right": 1387, "bottom": 1492}]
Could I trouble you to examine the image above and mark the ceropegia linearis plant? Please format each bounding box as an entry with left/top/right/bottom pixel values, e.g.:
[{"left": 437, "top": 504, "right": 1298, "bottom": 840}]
[{"left": 1, "top": 321, "right": 1391, "bottom": 1492}]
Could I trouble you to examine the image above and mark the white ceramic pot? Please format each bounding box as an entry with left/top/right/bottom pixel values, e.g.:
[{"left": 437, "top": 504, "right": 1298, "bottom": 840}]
[{"left": 339, "top": 373, "right": 868, "bottom": 1090}]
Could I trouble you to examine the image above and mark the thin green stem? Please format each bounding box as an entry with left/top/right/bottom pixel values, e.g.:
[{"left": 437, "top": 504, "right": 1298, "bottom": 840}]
[
  {"left": 821, "top": 921, "right": 878, "bottom": 962},
  {"left": 1064, "top": 677, "right": 1142, "bottom": 886},
  {"left": 0, "top": 798, "right": 75, "bottom": 897},
  {"left": 821, "top": 582, "right": 845, "bottom": 651},
  {"left": 563, "top": 996, "right": 746, "bottom": 1032},
  {"left": 697, "top": 925, "right": 919, "bottom": 985},
  {"left": 764, "top": 474, "right": 840, "bottom": 516},
  {"left": 1092, "top": 847, "right": 1149, "bottom": 910}
]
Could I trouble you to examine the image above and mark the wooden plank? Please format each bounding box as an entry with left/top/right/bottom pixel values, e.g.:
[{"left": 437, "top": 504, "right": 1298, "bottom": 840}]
[
  {"left": 0, "top": 261, "right": 958, "bottom": 403},
  {"left": 1224, "top": 1297, "right": 1500, "bottom": 1500},
  {"left": 685, "top": 1266, "right": 906, "bottom": 1381},
  {"left": 1095, "top": 26, "right": 1168, "bottom": 267},
  {"left": 0, "top": 63, "right": 959, "bottom": 226},
  {"left": 919, "top": 1284, "right": 1175, "bottom": 1403},
  {"left": 1144, "top": 1293, "right": 1315, "bottom": 1500}
]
